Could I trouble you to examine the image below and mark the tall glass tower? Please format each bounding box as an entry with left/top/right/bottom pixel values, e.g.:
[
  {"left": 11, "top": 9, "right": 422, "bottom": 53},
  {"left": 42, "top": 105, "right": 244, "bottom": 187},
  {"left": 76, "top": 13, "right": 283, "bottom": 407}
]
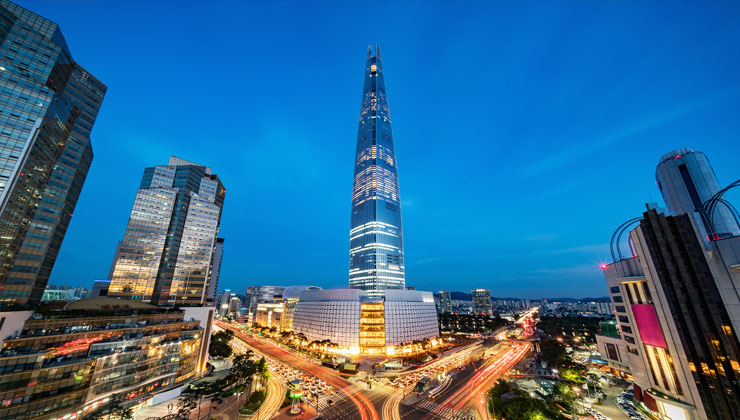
[
  {"left": 0, "top": 1, "right": 106, "bottom": 306},
  {"left": 349, "top": 45, "right": 405, "bottom": 292},
  {"left": 108, "top": 156, "right": 226, "bottom": 306}
]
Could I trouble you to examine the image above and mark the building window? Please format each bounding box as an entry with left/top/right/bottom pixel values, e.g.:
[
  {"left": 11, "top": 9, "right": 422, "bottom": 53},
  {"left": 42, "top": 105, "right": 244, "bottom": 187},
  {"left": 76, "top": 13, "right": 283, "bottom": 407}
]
[
  {"left": 616, "top": 306, "right": 626, "bottom": 313},
  {"left": 621, "top": 325, "right": 633, "bottom": 334},
  {"left": 619, "top": 316, "right": 629, "bottom": 323},
  {"left": 624, "top": 335, "right": 635, "bottom": 344},
  {"left": 613, "top": 296, "right": 623, "bottom": 303},
  {"left": 610, "top": 286, "right": 620, "bottom": 293}
]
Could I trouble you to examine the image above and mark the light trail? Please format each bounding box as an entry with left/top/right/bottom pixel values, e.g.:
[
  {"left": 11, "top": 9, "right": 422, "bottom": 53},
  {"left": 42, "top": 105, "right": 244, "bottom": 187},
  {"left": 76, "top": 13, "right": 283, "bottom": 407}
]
[
  {"left": 421, "top": 341, "right": 531, "bottom": 420},
  {"left": 217, "top": 321, "right": 379, "bottom": 420},
  {"left": 253, "top": 375, "right": 284, "bottom": 420},
  {"left": 381, "top": 389, "right": 403, "bottom": 420}
]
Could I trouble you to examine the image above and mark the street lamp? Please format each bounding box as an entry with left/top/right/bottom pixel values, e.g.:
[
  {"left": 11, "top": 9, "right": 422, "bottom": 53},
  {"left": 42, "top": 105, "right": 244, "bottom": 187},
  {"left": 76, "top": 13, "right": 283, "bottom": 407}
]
[{"left": 234, "top": 387, "right": 244, "bottom": 420}]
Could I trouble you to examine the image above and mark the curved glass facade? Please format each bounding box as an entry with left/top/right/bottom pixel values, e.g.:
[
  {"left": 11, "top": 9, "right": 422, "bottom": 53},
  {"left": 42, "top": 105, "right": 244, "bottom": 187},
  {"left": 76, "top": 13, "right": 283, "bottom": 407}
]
[{"left": 349, "top": 45, "right": 405, "bottom": 292}]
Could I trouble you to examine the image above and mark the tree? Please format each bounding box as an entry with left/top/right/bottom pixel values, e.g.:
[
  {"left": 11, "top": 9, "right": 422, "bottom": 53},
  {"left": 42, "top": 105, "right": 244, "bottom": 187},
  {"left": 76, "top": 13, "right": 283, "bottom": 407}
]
[
  {"left": 205, "top": 383, "right": 224, "bottom": 420},
  {"left": 230, "top": 352, "right": 258, "bottom": 387},
  {"left": 553, "top": 381, "right": 577, "bottom": 409},
  {"left": 210, "top": 329, "right": 234, "bottom": 358},
  {"left": 175, "top": 388, "right": 200, "bottom": 420}
]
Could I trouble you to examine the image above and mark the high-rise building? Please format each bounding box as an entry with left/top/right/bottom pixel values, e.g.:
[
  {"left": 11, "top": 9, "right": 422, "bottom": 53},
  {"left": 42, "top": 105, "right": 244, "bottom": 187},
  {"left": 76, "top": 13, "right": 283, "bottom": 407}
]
[
  {"left": 108, "top": 156, "right": 225, "bottom": 306},
  {"left": 472, "top": 288, "right": 492, "bottom": 316},
  {"left": 601, "top": 148, "right": 740, "bottom": 420},
  {"left": 0, "top": 1, "right": 106, "bottom": 306},
  {"left": 291, "top": 47, "right": 439, "bottom": 355},
  {"left": 206, "top": 237, "right": 224, "bottom": 302},
  {"left": 656, "top": 147, "right": 740, "bottom": 239},
  {"left": 438, "top": 290, "right": 452, "bottom": 314},
  {"left": 244, "top": 285, "right": 285, "bottom": 322},
  {"left": 349, "top": 45, "right": 405, "bottom": 292}
]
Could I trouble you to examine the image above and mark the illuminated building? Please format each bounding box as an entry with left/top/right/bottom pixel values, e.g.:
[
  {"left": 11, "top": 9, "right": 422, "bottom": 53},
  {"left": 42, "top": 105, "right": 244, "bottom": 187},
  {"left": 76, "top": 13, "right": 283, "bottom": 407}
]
[
  {"left": 291, "top": 288, "right": 438, "bottom": 354},
  {"left": 0, "top": 298, "right": 211, "bottom": 420},
  {"left": 244, "top": 285, "right": 285, "bottom": 323},
  {"left": 595, "top": 320, "right": 632, "bottom": 379},
  {"left": 0, "top": 0, "right": 106, "bottom": 306},
  {"left": 349, "top": 45, "right": 405, "bottom": 293},
  {"left": 252, "top": 286, "right": 319, "bottom": 331},
  {"left": 601, "top": 149, "right": 740, "bottom": 420},
  {"left": 472, "top": 288, "right": 492, "bottom": 316},
  {"left": 108, "top": 156, "right": 226, "bottom": 306},
  {"left": 291, "top": 47, "right": 439, "bottom": 355}
]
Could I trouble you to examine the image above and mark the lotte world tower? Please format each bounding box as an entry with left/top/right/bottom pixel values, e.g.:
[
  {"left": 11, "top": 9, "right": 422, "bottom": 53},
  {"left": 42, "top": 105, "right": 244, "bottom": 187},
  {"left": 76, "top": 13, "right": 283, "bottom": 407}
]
[{"left": 349, "top": 45, "right": 405, "bottom": 292}]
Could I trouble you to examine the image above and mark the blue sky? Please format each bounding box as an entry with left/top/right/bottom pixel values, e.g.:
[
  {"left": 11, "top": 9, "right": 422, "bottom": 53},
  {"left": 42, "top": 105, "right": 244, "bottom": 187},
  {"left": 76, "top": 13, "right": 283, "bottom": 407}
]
[{"left": 20, "top": 0, "right": 740, "bottom": 299}]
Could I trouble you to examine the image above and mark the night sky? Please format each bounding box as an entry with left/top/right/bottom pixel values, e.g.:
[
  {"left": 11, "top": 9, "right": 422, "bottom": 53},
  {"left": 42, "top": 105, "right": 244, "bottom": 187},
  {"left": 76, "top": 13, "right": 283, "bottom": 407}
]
[{"left": 19, "top": 0, "right": 740, "bottom": 299}]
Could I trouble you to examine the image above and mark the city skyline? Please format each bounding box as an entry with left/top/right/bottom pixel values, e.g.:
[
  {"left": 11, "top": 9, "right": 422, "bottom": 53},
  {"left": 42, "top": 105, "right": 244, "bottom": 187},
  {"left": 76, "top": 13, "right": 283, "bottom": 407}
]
[{"left": 18, "top": 0, "right": 740, "bottom": 298}]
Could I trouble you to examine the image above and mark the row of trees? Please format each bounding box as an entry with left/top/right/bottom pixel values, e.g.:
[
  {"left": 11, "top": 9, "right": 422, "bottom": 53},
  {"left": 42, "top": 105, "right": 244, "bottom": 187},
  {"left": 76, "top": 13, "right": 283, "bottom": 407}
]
[{"left": 175, "top": 350, "right": 269, "bottom": 420}]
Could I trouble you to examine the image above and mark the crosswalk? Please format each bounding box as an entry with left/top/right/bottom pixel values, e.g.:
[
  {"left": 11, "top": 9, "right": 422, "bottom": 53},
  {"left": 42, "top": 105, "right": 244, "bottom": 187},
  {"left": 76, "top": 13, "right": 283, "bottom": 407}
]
[
  {"left": 414, "top": 399, "right": 471, "bottom": 420},
  {"left": 316, "top": 390, "right": 349, "bottom": 412}
]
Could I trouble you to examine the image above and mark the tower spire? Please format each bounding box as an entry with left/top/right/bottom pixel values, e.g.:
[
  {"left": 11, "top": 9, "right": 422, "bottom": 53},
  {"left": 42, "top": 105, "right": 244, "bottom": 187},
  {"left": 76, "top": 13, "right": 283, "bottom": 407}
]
[{"left": 349, "top": 46, "right": 404, "bottom": 292}]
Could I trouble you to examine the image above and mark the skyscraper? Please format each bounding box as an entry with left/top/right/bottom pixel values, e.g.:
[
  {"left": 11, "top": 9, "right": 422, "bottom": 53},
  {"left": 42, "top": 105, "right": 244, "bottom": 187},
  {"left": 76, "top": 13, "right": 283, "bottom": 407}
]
[
  {"left": 655, "top": 147, "right": 740, "bottom": 239},
  {"left": 0, "top": 1, "right": 106, "bottom": 306},
  {"left": 600, "top": 148, "right": 740, "bottom": 420},
  {"left": 438, "top": 290, "right": 452, "bottom": 314},
  {"left": 349, "top": 45, "right": 404, "bottom": 292},
  {"left": 108, "top": 156, "right": 225, "bottom": 306}
]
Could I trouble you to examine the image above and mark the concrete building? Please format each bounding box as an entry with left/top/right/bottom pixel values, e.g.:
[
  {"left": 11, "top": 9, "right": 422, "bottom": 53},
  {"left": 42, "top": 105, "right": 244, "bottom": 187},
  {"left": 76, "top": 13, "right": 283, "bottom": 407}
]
[{"left": 595, "top": 320, "right": 632, "bottom": 379}]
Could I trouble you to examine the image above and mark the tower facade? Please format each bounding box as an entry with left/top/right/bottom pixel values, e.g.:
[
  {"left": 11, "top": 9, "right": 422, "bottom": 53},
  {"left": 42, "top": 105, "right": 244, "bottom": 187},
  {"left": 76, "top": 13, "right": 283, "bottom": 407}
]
[
  {"left": 655, "top": 147, "right": 740, "bottom": 239},
  {"left": 0, "top": 0, "right": 106, "bottom": 306},
  {"left": 349, "top": 45, "right": 404, "bottom": 292},
  {"left": 108, "top": 156, "right": 225, "bottom": 306}
]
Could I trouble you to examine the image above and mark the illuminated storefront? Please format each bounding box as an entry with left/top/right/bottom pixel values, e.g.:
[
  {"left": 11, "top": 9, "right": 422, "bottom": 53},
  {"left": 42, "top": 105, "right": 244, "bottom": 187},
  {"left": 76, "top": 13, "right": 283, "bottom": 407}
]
[{"left": 0, "top": 298, "right": 207, "bottom": 420}]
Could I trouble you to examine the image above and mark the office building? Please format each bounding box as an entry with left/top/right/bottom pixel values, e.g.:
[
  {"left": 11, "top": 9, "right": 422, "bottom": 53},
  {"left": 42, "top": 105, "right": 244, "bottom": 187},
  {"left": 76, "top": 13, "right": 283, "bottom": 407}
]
[
  {"left": 0, "top": 1, "right": 106, "bottom": 306},
  {"left": 472, "top": 288, "right": 492, "bottom": 316},
  {"left": 349, "top": 45, "right": 405, "bottom": 292},
  {"left": 438, "top": 290, "right": 452, "bottom": 314},
  {"left": 0, "top": 298, "right": 209, "bottom": 420},
  {"left": 601, "top": 148, "right": 740, "bottom": 420},
  {"left": 108, "top": 156, "right": 226, "bottom": 306}
]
